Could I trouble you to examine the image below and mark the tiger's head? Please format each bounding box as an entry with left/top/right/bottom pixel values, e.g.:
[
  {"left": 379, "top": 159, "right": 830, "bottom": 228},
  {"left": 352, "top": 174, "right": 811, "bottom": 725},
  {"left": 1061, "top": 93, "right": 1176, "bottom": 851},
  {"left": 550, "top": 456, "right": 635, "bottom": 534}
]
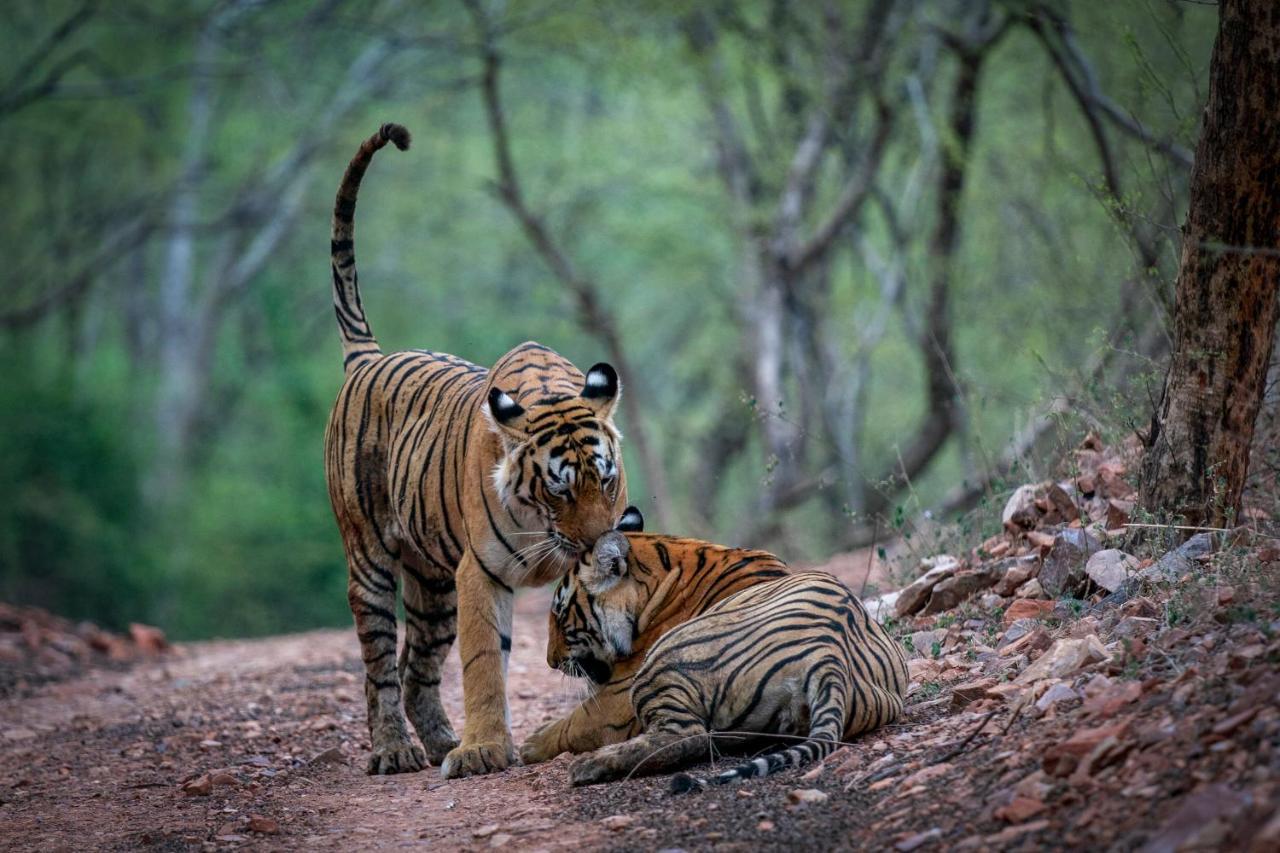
[
  {"left": 547, "top": 507, "right": 646, "bottom": 684},
  {"left": 485, "top": 363, "right": 627, "bottom": 558}
]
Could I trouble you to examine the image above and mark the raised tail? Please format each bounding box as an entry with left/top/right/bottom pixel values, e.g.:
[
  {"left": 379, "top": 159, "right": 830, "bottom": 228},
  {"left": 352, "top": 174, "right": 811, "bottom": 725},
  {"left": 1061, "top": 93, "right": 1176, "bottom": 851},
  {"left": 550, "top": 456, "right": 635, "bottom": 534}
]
[{"left": 330, "top": 122, "right": 411, "bottom": 373}]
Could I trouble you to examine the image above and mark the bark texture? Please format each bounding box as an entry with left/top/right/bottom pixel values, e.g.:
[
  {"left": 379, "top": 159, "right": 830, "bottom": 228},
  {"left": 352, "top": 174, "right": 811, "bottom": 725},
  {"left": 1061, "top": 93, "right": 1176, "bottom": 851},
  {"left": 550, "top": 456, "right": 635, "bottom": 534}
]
[{"left": 1140, "top": 0, "right": 1280, "bottom": 527}]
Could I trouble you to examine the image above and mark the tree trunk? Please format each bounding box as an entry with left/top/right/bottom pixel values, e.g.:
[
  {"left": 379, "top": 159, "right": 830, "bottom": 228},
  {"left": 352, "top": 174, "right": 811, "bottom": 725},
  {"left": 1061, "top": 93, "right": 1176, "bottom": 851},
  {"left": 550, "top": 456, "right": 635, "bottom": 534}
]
[{"left": 1139, "top": 0, "right": 1280, "bottom": 528}]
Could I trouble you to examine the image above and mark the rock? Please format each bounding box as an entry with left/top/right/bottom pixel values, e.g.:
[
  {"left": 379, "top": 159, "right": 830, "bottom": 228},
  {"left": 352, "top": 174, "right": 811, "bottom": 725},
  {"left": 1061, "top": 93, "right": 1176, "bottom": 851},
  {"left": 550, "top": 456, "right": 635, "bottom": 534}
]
[
  {"left": 209, "top": 771, "right": 238, "bottom": 787},
  {"left": 309, "top": 746, "right": 346, "bottom": 765},
  {"left": 908, "top": 630, "right": 944, "bottom": 659},
  {"left": 1040, "top": 529, "right": 1101, "bottom": 597},
  {"left": 600, "top": 815, "right": 634, "bottom": 832},
  {"left": 757, "top": 820, "right": 776, "bottom": 832},
  {"left": 1042, "top": 721, "right": 1129, "bottom": 777},
  {"left": 1096, "top": 462, "right": 1134, "bottom": 498},
  {"left": 247, "top": 816, "right": 279, "bottom": 835},
  {"left": 127, "top": 623, "right": 168, "bottom": 654},
  {"left": 994, "top": 797, "right": 1046, "bottom": 823},
  {"left": 787, "top": 788, "right": 829, "bottom": 806},
  {"left": 1139, "top": 783, "right": 1252, "bottom": 852},
  {"left": 1002, "top": 484, "right": 1043, "bottom": 531},
  {"left": 1013, "top": 579, "right": 1045, "bottom": 599},
  {"left": 1140, "top": 532, "right": 1215, "bottom": 582},
  {"left": 895, "top": 828, "right": 942, "bottom": 851},
  {"left": 894, "top": 558, "right": 960, "bottom": 618},
  {"left": 1105, "top": 499, "right": 1134, "bottom": 529},
  {"left": 922, "top": 571, "right": 998, "bottom": 614},
  {"left": 1084, "top": 550, "right": 1140, "bottom": 593},
  {"left": 864, "top": 591, "right": 900, "bottom": 624},
  {"left": 1000, "top": 626, "right": 1051, "bottom": 658},
  {"left": 1002, "top": 599, "right": 1054, "bottom": 626},
  {"left": 997, "top": 619, "right": 1040, "bottom": 648},
  {"left": 180, "top": 775, "right": 213, "bottom": 796},
  {"left": 951, "top": 678, "right": 998, "bottom": 710},
  {"left": 1026, "top": 530, "right": 1056, "bottom": 551},
  {"left": 1044, "top": 482, "right": 1079, "bottom": 523},
  {"left": 473, "top": 825, "right": 502, "bottom": 839},
  {"left": 1113, "top": 616, "right": 1158, "bottom": 639},
  {"left": 489, "top": 834, "right": 514, "bottom": 848},
  {"left": 994, "top": 557, "right": 1039, "bottom": 596},
  {"left": 1034, "top": 682, "right": 1077, "bottom": 711},
  {"left": 1081, "top": 677, "right": 1142, "bottom": 718},
  {"left": 1016, "top": 635, "right": 1109, "bottom": 685},
  {"left": 979, "top": 593, "right": 1005, "bottom": 610}
]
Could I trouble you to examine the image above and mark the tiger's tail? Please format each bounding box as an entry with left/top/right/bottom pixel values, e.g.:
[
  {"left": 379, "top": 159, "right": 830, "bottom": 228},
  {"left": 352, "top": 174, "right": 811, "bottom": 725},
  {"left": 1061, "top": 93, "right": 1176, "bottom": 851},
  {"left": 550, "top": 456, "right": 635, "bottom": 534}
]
[
  {"left": 330, "top": 122, "right": 410, "bottom": 374},
  {"left": 669, "top": 672, "right": 847, "bottom": 795}
]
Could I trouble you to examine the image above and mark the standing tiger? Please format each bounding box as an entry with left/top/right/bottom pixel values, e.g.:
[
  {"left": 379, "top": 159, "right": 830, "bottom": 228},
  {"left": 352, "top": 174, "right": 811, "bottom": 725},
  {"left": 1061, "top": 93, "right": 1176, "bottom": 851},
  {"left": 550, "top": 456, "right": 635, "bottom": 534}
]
[
  {"left": 521, "top": 512, "right": 791, "bottom": 764},
  {"left": 325, "top": 123, "right": 628, "bottom": 778},
  {"left": 537, "top": 526, "right": 908, "bottom": 789}
]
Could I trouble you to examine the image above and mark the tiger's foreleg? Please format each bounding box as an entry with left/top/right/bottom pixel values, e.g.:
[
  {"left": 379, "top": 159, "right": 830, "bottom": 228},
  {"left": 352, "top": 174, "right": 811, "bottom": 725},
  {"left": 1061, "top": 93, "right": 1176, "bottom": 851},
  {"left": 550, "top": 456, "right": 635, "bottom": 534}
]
[
  {"left": 520, "top": 675, "right": 640, "bottom": 764},
  {"left": 399, "top": 558, "right": 460, "bottom": 765},
  {"left": 345, "top": 548, "right": 426, "bottom": 775},
  {"left": 440, "top": 551, "right": 517, "bottom": 778}
]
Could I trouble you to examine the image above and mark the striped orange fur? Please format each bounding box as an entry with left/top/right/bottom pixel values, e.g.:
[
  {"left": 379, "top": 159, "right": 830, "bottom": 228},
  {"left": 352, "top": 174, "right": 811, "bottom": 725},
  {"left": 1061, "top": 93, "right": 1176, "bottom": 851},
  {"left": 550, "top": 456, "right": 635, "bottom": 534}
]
[{"left": 325, "top": 124, "right": 628, "bottom": 778}]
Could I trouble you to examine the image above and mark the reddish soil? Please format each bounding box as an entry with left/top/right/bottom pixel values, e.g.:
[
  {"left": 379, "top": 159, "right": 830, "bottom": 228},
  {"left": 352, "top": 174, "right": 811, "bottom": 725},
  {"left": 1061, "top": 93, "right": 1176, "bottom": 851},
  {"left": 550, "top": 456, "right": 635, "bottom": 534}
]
[{"left": 2, "top": 553, "right": 1279, "bottom": 851}]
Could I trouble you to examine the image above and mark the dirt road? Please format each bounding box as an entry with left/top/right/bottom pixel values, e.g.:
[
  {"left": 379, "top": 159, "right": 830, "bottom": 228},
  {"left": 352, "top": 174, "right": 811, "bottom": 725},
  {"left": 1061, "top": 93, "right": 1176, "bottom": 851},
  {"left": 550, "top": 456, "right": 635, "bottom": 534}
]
[{"left": 3, "top": 562, "right": 1278, "bottom": 851}]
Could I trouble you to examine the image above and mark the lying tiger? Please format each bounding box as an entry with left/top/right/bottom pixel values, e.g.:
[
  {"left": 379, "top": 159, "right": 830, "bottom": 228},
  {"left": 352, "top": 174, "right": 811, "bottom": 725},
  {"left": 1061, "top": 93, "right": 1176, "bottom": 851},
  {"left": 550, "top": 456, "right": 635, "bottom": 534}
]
[
  {"left": 520, "top": 511, "right": 790, "bottom": 765},
  {"left": 529, "top": 519, "right": 908, "bottom": 790}
]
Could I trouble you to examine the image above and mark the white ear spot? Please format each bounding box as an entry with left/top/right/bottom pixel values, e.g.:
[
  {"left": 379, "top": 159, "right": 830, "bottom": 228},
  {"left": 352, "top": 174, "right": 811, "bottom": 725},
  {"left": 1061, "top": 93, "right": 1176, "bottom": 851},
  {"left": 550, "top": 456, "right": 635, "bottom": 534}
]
[{"left": 586, "top": 373, "right": 608, "bottom": 388}]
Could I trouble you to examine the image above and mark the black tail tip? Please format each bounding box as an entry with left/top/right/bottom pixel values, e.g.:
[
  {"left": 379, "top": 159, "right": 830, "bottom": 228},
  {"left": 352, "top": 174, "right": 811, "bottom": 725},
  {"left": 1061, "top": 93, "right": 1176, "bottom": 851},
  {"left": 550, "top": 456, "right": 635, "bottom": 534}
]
[
  {"left": 669, "top": 773, "right": 699, "bottom": 795},
  {"left": 379, "top": 123, "right": 411, "bottom": 151}
]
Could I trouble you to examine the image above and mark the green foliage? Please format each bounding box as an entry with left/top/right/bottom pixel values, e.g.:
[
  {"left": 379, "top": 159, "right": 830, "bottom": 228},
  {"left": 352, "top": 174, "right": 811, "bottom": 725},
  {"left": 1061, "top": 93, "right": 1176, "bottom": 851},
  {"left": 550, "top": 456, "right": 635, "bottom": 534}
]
[{"left": 0, "top": 0, "right": 1217, "bottom": 638}]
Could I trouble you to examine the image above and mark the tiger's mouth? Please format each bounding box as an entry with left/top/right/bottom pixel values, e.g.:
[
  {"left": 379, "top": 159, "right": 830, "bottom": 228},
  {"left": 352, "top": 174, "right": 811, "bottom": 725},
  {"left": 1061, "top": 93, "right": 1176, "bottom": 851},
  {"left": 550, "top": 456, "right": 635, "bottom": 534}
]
[{"left": 565, "top": 653, "right": 612, "bottom": 685}]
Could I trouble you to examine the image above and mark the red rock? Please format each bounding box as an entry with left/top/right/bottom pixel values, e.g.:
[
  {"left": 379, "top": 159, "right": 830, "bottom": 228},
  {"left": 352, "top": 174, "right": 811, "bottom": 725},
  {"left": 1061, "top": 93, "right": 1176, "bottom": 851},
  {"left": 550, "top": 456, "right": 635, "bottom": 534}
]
[
  {"left": 994, "top": 796, "right": 1046, "bottom": 823},
  {"left": 1081, "top": 680, "right": 1143, "bottom": 718},
  {"left": 1211, "top": 707, "right": 1259, "bottom": 736},
  {"left": 247, "top": 816, "right": 279, "bottom": 835},
  {"left": 1042, "top": 722, "right": 1129, "bottom": 777},
  {"left": 1002, "top": 599, "right": 1054, "bottom": 626},
  {"left": 179, "top": 775, "right": 212, "bottom": 796},
  {"left": 1026, "top": 530, "right": 1055, "bottom": 551},
  {"left": 951, "top": 679, "right": 999, "bottom": 710},
  {"left": 128, "top": 623, "right": 168, "bottom": 654},
  {"left": 1105, "top": 499, "right": 1134, "bottom": 529}
]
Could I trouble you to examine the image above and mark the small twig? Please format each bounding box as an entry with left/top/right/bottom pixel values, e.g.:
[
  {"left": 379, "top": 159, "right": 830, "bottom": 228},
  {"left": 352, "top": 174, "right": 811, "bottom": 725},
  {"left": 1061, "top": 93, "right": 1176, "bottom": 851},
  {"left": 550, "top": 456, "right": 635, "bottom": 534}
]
[
  {"left": 1122, "top": 523, "right": 1232, "bottom": 532},
  {"left": 858, "top": 518, "right": 880, "bottom": 599},
  {"left": 931, "top": 709, "right": 998, "bottom": 765}
]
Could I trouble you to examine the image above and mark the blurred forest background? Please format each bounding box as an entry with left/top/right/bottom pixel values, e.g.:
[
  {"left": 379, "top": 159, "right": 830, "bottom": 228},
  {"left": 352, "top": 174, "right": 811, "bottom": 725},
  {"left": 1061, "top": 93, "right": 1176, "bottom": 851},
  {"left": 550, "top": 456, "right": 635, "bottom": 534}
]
[{"left": 0, "top": 0, "right": 1217, "bottom": 639}]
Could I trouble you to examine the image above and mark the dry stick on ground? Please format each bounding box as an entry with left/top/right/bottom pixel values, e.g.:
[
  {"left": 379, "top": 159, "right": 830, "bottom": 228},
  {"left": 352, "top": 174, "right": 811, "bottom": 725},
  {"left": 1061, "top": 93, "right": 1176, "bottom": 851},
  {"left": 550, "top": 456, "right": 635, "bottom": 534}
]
[
  {"left": 932, "top": 708, "right": 1000, "bottom": 765},
  {"left": 465, "top": 1, "right": 675, "bottom": 529}
]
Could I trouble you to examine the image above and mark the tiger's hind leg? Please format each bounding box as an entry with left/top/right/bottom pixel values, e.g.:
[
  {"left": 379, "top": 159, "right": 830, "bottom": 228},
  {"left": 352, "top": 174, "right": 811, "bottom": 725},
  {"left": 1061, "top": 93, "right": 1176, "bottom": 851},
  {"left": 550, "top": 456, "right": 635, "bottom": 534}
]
[
  {"left": 568, "top": 724, "right": 708, "bottom": 787},
  {"left": 346, "top": 547, "right": 426, "bottom": 775},
  {"left": 400, "top": 557, "right": 460, "bottom": 765}
]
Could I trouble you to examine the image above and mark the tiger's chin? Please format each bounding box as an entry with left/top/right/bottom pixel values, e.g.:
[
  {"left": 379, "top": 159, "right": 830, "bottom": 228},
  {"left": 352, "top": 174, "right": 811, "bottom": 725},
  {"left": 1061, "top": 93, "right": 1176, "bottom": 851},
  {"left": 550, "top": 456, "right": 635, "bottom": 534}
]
[{"left": 568, "top": 654, "right": 612, "bottom": 685}]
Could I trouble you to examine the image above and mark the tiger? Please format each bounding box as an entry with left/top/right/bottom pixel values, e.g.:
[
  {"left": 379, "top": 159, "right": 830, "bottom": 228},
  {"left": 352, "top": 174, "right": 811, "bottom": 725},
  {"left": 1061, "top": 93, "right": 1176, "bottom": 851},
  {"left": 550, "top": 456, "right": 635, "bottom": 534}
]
[
  {"left": 520, "top": 510, "right": 791, "bottom": 766},
  {"left": 532, "top": 526, "right": 909, "bottom": 790},
  {"left": 324, "top": 123, "right": 628, "bottom": 778}
]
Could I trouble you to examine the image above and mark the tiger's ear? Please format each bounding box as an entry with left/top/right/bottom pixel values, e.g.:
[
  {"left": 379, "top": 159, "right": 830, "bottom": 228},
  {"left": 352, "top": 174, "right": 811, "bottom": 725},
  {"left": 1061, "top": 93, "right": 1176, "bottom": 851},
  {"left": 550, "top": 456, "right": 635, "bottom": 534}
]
[
  {"left": 579, "top": 363, "right": 620, "bottom": 419},
  {"left": 615, "top": 506, "right": 644, "bottom": 533},
  {"left": 585, "top": 530, "right": 630, "bottom": 592},
  {"left": 486, "top": 387, "right": 529, "bottom": 442}
]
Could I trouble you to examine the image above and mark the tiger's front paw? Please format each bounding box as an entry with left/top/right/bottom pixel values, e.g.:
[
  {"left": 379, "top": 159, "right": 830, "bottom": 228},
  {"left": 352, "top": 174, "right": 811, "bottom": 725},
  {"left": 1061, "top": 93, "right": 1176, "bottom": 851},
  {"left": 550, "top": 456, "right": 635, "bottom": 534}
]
[
  {"left": 440, "top": 739, "right": 516, "bottom": 779},
  {"left": 568, "top": 753, "right": 617, "bottom": 787},
  {"left": 519, "top": 721, "right": 565, "bottom": 765},
  {"left": 366, "top": 742, "right": 427, "bottom": 775}
]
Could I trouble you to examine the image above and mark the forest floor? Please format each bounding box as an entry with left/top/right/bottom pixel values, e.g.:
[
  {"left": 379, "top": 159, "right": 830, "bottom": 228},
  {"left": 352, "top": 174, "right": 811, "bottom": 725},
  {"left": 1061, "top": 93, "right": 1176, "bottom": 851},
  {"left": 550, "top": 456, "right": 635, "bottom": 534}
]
[{"left": 3, "top": 466, "right": 1280, "bottom": 850}]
